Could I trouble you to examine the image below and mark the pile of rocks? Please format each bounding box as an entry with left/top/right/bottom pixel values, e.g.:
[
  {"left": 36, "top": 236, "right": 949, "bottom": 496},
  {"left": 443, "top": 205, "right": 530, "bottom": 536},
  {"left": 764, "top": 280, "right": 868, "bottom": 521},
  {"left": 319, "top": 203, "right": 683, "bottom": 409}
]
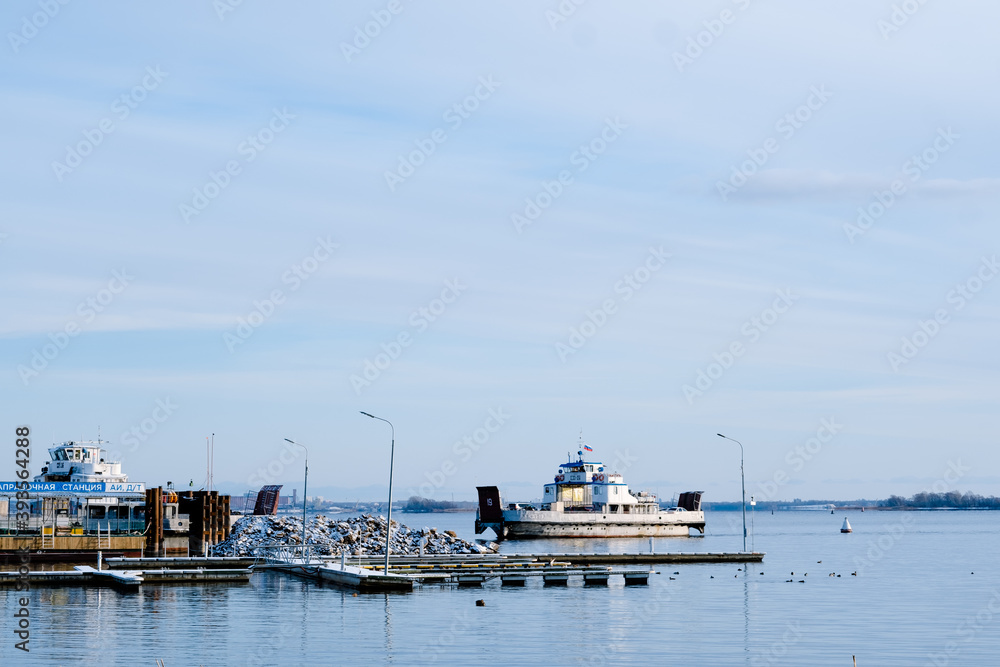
[{"left": 212, "top": 514, "right": 497, "bottom": 557}]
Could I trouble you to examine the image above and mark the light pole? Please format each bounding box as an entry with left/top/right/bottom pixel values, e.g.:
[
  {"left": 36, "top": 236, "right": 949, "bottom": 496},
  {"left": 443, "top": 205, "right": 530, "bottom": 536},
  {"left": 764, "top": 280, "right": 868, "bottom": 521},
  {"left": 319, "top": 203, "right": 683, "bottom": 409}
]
[
  {"left": 283, "top": 438, "right": 309, "bottom": 560},
  {"left": 717, "top": 433, "right": 747, "bottom": 553},
  {"left": 360, "top": 411, "right": 395, "bottom": 574}
]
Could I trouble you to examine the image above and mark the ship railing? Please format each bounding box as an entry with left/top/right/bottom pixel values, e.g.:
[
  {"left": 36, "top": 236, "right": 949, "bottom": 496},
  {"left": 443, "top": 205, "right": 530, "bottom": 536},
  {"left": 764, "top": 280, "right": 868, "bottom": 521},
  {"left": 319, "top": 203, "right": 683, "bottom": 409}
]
[{"left": 0, "top": 516, "right": 146, "bottom": 534}]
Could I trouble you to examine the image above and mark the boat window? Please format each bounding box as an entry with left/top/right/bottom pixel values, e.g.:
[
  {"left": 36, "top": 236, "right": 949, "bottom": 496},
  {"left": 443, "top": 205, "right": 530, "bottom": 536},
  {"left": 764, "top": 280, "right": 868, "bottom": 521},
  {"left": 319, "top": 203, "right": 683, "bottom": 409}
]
[{"left": 610, "top": 505, "right": 619, "bottom": 512}]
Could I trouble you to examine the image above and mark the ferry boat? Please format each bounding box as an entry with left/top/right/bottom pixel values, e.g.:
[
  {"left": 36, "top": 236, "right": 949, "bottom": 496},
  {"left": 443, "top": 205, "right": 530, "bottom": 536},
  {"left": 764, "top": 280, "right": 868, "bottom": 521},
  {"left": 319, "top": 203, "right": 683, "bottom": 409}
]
[
  {"left": 0, "top": 440, "right": 147, "bottom": 560},
  {"left": 30, "top": 440, "right": 147, "bottom": 534},
  {"left": 475, "top": 444, "right": 705, "bottom": 540}
]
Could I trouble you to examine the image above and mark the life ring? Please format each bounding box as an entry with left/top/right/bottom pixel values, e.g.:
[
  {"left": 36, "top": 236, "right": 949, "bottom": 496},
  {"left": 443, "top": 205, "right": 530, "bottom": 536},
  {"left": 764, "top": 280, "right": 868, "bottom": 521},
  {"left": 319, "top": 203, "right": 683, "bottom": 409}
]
[
  {"left": 596, "top": 473, "right": 604, "bottom": 482},
  {"left": 556, "top": 474, "right": 565, "bottom": 482}
]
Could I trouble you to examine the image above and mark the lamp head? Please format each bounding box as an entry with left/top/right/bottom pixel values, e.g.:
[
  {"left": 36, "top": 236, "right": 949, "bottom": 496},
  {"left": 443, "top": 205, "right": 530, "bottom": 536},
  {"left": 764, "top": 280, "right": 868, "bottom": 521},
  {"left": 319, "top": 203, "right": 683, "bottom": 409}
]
[{"left": 360, "top": 411, "right": 375, "bottom": 418}]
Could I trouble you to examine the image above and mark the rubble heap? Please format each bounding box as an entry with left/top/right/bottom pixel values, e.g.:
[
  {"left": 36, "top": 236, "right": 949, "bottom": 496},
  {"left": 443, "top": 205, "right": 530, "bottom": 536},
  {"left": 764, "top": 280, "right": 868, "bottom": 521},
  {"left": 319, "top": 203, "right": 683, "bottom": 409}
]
[{"left": 212, "top": 514, "right": 497, "bottom": 557}]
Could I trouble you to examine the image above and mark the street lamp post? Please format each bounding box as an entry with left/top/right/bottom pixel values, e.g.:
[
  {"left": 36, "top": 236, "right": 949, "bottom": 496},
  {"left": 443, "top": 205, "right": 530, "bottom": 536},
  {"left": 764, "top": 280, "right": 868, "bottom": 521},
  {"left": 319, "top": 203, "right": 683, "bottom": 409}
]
[
  {"left": 283, "top": 438, "right": 309, "bottom": 560},
  {"left": 717, "top": 433, "right": 747, "bottom": 553},
  {"left": 360, "top": 411, "right": 395, "bottom": 574}
]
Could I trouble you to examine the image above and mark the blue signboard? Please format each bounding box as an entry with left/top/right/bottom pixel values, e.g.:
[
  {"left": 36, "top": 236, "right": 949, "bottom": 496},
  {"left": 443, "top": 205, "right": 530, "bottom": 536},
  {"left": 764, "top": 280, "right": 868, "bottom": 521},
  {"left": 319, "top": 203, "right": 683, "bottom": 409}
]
[{"left": 0, "top": 481, "right": 145, "bottom": 494}]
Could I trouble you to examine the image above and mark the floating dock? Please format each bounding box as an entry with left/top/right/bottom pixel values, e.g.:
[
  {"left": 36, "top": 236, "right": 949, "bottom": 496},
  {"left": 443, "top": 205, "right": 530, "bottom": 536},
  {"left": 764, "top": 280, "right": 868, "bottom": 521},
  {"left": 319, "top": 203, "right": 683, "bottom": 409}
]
[
  {"left": 346, "top": 551, "right": 763, "bottom": 567},
  {"left": 106, "top": 556, "right": 256, "bottom": 570},
  {"left": 255, "top": 560, "right": 415, "bottom": 592},
  {"left": 255, "top": 556, "right": 652, "bottom": 590},
  {"left": 511, "top": 551, "right": 765, "bottom": 565},
  {"left": 89, "top": 550, "right": 762, "bottom": 592},
  {"left": 0, "top": 565, "right": 252, "bottom": 589}
]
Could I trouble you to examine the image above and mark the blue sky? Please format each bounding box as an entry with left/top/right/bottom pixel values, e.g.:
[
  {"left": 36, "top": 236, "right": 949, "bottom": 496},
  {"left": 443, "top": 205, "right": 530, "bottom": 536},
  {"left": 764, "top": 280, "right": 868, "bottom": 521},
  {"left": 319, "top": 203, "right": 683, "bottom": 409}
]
[{"left": 2, "top": 1, "right": 998, "bottom": 503}]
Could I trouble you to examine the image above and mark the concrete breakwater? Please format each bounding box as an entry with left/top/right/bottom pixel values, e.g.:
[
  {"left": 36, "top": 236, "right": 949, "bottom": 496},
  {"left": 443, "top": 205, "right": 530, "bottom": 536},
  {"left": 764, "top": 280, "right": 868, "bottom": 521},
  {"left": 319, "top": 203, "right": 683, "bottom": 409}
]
[{"left": 212, "top": 514, "right": 499, "bottom": 557}]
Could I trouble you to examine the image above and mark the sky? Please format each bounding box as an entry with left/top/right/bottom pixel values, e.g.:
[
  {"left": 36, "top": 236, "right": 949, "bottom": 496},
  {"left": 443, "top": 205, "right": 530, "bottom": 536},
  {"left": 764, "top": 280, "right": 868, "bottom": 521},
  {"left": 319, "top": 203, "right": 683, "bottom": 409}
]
[{"left": 2, "top": 1, "right": 998, "bottom": 504}]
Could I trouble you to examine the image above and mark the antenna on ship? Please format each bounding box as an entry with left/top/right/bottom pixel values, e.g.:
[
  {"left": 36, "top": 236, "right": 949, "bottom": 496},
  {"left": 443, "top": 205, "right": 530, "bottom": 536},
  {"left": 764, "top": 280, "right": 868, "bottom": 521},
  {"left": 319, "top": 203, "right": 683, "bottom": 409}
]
[{"left": 97, "top": 425, "right": 102, "bottom": 444}]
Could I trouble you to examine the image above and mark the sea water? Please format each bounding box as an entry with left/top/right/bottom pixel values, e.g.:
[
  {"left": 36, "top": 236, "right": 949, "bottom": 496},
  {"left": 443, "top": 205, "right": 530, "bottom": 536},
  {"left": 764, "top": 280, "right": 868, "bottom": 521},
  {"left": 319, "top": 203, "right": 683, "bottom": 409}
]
[{"left": 3, "top": 510, "right": 998, "bottom": 666}]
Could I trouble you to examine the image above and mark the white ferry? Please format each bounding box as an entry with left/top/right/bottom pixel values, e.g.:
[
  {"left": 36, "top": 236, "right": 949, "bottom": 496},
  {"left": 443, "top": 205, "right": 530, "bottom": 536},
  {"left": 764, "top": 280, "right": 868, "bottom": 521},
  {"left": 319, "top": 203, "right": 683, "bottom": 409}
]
[
  {"left": 475, "top": 445, "right": 704, "bottom": 540},
  {"left": 27, "top": 440, "right": 147, "bottom": 535}
]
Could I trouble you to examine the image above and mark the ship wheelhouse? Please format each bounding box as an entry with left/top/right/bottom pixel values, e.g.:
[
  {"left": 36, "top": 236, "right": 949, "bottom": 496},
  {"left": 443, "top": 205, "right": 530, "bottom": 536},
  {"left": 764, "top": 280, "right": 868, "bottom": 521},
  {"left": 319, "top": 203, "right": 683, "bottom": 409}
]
[{"left": 541, "top": 451, "right": 661, "bottom": 515}]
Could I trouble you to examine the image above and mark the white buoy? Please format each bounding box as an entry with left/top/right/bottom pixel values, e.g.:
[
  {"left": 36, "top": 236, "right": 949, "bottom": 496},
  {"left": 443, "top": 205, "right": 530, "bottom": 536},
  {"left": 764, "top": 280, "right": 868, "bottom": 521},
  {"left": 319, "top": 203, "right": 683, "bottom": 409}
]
[{"left": 841, "top": 518, "right": 852, "bottom": 533}]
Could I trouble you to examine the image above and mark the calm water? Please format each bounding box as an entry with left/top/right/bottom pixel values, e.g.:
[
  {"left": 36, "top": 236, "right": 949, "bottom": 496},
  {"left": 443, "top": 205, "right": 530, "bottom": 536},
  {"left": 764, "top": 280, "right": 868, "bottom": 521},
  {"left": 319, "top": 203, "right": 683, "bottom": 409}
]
[{"left": 3, "top": 510, "right": 999, "bottom": 666}]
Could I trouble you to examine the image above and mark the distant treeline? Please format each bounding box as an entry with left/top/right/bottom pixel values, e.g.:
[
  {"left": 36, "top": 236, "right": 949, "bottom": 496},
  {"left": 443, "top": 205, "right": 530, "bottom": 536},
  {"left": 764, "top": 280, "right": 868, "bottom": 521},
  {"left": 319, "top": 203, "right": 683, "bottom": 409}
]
[
  {"left": 700, "top": 492, "right": 1000, "bottom": 511},
  {"left": 882, "top": 491, "right": 1000, "bottom": 509},
  {"left": 403, "top": 496, "right": 477, "bottom": 512}
]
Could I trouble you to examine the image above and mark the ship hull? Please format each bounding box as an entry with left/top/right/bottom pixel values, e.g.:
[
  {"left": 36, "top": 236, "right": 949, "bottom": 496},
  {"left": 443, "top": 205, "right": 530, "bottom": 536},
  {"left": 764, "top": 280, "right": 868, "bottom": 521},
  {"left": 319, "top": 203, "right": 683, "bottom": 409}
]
[{"left": 482, "top": 509, "right": 705, "bottom": 540}]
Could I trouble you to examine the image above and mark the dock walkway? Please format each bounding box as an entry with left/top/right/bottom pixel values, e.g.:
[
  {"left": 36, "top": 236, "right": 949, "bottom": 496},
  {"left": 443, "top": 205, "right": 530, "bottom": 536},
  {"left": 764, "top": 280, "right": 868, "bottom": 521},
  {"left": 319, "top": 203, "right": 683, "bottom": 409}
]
[{"left": 0, "top": 565, "right": 252, "bottom": 589}]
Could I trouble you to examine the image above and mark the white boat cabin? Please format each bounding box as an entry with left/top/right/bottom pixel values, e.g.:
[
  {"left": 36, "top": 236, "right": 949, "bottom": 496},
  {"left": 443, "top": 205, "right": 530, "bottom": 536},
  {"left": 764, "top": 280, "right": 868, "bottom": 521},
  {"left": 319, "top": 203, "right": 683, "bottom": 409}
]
[
  {"left": 541, "top": 455, "right": 660, "bottom": 515},
  {"left": 35, "top": 441, "right": 128, "bottom": 483}
]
